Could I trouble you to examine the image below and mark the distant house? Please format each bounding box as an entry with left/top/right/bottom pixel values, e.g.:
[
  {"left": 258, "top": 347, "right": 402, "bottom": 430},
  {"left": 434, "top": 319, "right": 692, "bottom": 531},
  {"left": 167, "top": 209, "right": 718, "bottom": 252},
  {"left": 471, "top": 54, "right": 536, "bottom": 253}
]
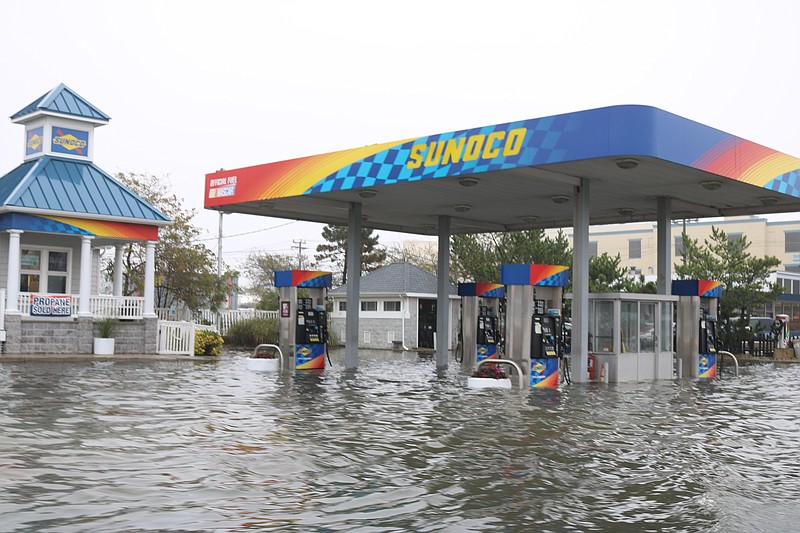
[{"left": 329, "top": 262, "right": 459, "bottom": 350}]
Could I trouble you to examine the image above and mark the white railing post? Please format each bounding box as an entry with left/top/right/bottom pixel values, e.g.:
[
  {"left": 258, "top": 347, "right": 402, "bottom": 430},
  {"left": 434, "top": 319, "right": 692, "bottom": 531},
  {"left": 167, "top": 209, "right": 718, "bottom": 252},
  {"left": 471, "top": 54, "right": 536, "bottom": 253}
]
[
  {"left": 0, "top": 288, "right": 5, "bottom": 330},
  {"left": 78, "top": 236, "right": 94, "bottom": 317},
  {"left": 143, "top": 241, "right": 156, "bottom": 318},
  {"left": 5, "top": 230, "right": 23, "bottom": 314}
]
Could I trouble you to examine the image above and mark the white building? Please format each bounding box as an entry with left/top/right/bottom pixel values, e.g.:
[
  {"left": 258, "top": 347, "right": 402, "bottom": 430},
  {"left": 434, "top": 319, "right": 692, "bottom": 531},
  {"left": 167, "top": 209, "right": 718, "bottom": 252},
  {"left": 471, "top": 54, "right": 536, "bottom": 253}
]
[{"left": 329, "top": 262, "right": 459, "bottom": 350}]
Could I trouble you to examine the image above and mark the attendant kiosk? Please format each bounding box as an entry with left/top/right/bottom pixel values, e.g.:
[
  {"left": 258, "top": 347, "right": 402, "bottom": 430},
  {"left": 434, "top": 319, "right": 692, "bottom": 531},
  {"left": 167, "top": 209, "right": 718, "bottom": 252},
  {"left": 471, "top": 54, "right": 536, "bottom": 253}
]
[
  {"left": 501, "top": 264, "right": 568, "bottom": 388},
  {"left": 587, "top": 293, "right": 678, "bottom": 382},
  {"left": 672, "top": 280, "right": 723, "bottom": 379},
  {"left": 275, "top": 270, "right": 333, "bottom": 370},
  {"left": 458, "top": 283, "right": 504, "bottom": 371}
]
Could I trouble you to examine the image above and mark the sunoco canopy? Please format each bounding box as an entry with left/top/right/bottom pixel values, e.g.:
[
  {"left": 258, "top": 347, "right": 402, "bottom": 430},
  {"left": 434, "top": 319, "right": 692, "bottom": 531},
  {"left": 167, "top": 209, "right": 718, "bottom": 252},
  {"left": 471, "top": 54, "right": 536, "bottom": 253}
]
[{"left": 204, "top": 105, "right": 800, "bottom": 234}]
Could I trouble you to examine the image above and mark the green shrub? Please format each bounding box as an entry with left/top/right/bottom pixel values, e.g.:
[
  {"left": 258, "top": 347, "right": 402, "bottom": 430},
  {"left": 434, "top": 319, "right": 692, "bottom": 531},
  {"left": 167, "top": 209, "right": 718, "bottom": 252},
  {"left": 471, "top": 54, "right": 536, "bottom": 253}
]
[
  {"left": 96, "top": 317, "right": 117, "bottom": 338},
  {"left": 195, "top": 329, "right": 224, "bottom": 356},
  {"left": 326, "top": 327, "right": 340, "bottom": 347},
  {"left": 224, "top": 317, "right": 279, "bottom": 347}
]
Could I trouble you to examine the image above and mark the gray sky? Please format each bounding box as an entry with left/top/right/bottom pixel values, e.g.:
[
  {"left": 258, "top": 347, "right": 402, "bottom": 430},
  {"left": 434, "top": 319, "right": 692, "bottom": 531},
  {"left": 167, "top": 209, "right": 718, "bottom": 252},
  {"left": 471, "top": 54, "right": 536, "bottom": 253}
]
[{"left": 1, "top": 0, "right": 799, "bottom": 279}]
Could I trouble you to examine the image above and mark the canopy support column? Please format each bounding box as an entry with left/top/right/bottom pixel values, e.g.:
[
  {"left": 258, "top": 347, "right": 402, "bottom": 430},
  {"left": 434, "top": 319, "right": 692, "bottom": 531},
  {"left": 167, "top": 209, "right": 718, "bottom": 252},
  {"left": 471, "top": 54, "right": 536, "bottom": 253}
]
[
  {"left": 436, "top": 215, "right": 451, "bottom": 369},
  {"left": 572, "top": 178, "right": 590, "bottom": 383},
  {"left": 657, "top": 197, "right": 672, "bottom": 295},
  {"left": 345, "top": 203, "right": 362, "bottom": 370}
]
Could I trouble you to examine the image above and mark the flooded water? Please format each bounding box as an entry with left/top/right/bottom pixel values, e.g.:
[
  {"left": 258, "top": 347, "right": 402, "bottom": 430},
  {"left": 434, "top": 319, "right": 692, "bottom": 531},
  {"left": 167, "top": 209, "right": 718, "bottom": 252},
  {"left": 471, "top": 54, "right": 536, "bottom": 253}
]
[{"left": 1, "top": 350, "right": 799, "bottom": 532}]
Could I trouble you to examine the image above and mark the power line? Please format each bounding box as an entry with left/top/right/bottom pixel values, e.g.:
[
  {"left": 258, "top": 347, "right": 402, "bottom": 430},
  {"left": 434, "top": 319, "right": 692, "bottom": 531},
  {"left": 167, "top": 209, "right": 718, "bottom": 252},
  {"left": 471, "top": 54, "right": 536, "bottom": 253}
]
[{"left": 192, "top": 220, "right": 299, "bottom": 243}]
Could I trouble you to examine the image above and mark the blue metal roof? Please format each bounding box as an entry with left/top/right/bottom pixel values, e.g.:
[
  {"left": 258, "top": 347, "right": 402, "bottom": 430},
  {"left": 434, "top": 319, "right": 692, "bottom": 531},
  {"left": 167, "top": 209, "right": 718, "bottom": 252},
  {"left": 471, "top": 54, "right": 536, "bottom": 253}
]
[
  {"left": 0, "top": 156, "right": 168, "bottom": 222},
  {"left": 11, "top": 84, "right": 110, "bottom": 122},
  {"left": 0, "top": 159, "right": 36, "bottom": 207}
]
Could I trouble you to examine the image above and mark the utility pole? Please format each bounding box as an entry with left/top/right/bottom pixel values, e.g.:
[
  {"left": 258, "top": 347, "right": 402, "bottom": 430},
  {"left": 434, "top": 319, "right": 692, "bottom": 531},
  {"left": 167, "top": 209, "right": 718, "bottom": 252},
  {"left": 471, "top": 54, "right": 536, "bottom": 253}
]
[
  {"left": 217, "top": 211, "right": 224, "bottom": 333},
  {"left": 218, "top": 211, "right": 224, "bottom": 279},
  {"left": 293, "top": 239, "right": 306, "bottom": 269}
]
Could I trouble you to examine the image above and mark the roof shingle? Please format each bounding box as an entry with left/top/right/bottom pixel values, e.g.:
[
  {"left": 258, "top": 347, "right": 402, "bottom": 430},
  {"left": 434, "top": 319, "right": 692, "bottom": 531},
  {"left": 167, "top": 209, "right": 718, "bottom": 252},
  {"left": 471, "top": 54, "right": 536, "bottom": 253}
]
[{"left": 330, "top": 262, "right": 456, "bottom": 295}]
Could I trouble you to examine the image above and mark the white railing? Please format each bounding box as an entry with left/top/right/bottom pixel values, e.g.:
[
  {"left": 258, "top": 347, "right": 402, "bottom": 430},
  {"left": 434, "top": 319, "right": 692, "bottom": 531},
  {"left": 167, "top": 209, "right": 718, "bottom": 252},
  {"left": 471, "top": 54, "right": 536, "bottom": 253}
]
[
  {"left": 155, "top": 307, "right": 193, "bottom": 322},
  {"left": 158, "top": 320, "right": 196, "bottom": 355},
  {"left": 157, "top": 321, "right": 220, "bottom": 355},
  {"left": 191, "top": 308, "right": 280, "bottom": 335},
  {"left": 16, "top": 293, "right": 145, "bottom": 319},
  {"left": 90, "top": 295, "right": 145, "bottom": 318},
  {"left": 219, "top": 309, "right": 278, "bottom": 335}
]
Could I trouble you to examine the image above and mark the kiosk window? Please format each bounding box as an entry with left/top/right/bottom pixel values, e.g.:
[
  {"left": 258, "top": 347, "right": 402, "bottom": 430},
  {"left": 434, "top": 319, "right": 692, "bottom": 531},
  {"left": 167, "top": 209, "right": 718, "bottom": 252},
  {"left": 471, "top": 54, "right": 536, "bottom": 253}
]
[
  {"left": 590, "top": 300, "right": 614, "bottom": 352},
  {"left": 621, "top": 302, "right": 638, "bottom": 353},
  {"left": 660, "top": 302, "right": 673, "bottom": 352}
]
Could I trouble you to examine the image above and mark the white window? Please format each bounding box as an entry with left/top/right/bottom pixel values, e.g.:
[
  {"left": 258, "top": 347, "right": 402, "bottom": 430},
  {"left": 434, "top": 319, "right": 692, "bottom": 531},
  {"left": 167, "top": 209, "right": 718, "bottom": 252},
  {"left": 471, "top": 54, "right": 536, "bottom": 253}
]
[
  {"left": 384, "top": 301, "right": 401, "bottom": 312},
  {"left": 361, "top": 301, "right": 378, "bottom": 312},
  {"left": 20, "top": 247, "right": 71, "bottom": 294},
  {"left": 338, "top": 301, "right": 347, "bottom": 312}
]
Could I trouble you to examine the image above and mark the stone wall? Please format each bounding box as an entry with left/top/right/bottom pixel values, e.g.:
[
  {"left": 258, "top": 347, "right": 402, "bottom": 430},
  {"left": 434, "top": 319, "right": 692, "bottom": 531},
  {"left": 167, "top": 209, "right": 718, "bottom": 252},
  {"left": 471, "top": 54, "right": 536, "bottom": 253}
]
[{"left": 2, "top": 316, "right": 159, "bottom": 355}]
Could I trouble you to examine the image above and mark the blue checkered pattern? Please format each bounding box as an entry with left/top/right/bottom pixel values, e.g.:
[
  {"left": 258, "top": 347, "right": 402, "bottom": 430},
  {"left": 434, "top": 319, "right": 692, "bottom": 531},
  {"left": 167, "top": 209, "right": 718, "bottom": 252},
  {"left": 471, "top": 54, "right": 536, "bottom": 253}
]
[
  {"left": 534, "top": 271, "right": 570, "bottom": 287},
  {"left": 701, "top": 286, "right": 723, "bottom": 298},
  {"left": 481, "top": 287, "right": 505, "bottom": 298},
  {"left": 0, "top": 213, "right": 91, "bottom": 235},
  {"left": 766, "top": 169, "right": 800, "bottom": 198},
  {"left": 298, "top": 274, "right": 333, "bottom": 288},
  {"left": 306, "top": 114, "right": 581, "bottom": 194}
]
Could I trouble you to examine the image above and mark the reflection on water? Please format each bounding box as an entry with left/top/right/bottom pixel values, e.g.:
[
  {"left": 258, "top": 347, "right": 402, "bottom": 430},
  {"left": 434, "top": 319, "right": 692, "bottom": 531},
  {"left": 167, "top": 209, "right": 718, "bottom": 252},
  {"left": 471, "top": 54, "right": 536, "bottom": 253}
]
[{"left": 1, "top": 350, "right": 800, "bottom": 532}]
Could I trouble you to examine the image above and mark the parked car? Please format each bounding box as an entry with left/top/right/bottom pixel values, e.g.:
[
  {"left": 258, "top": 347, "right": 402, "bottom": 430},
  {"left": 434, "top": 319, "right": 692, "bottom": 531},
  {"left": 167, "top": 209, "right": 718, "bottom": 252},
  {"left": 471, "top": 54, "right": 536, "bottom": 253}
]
[{"left": 748, "top": 317, "right": 775, "bottom": 340}]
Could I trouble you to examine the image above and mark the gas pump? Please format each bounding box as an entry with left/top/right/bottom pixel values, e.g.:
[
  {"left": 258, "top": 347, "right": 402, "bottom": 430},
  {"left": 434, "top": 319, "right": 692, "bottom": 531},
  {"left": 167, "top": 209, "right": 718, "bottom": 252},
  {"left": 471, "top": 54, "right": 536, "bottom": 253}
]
[
  {"left": 275, "top": 270, "right": 333, "bottom": 370},
  {"left": 775, "top": 314, "right": 790, "bottom": 348},
  {"left": 672, "top": 280, "right": 723, "bottom": 379},
  {"left": 500, "top": 264, "right": 569, "bottom": 388},
  {"left": 458, "top": 283, "right": 504, "bottom": 371},
  {"left": 531, "top": 305, "right": 560, "bottom": 359}
]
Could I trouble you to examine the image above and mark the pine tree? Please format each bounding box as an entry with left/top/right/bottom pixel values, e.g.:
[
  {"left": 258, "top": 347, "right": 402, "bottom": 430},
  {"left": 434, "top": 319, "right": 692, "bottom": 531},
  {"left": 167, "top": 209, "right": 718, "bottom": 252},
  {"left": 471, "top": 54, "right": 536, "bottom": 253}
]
[
  {"left": 675, "top": 227, "right": 782, "bottom": 348},
  {"left": 315, "top": 225, "right": 386, "bottom": 284}
]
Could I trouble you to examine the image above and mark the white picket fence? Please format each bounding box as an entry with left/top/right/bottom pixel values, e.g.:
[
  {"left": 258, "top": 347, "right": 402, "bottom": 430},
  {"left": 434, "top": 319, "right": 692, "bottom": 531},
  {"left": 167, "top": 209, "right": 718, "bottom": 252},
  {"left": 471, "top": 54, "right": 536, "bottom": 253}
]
[
  {"left": 157, "top": 321, "right": 196, "bottom": 355},
  {"left": 157, "top": 321, "right": 220, "bottom": 355},
  {"left": 156, "top": 308, "right": 278, "bottom": 335}
]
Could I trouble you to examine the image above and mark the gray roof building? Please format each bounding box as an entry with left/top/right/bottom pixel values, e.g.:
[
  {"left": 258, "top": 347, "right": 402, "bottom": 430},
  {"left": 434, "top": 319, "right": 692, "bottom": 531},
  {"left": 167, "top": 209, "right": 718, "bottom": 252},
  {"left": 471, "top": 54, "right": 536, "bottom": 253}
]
[{"left": 330, "top": 262, "right": 457, "bottom": 295}]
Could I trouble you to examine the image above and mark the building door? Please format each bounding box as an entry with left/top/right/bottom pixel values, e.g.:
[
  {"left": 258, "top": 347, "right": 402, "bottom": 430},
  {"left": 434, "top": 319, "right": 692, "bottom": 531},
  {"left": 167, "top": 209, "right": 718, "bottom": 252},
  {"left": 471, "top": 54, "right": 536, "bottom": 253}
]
[{"left": 418, "top": 299, "right": 436, "bottom": 348}]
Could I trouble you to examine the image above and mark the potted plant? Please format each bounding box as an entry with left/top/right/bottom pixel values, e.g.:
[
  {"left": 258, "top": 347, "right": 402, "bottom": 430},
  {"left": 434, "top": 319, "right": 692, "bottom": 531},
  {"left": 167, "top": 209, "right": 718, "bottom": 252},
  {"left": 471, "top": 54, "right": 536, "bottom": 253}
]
[
  {"left": 467, "top": 364, "right": 512, "bottom": 389},
  {"left": 94, "top": 317, "right": 117, "bottom": 355}
]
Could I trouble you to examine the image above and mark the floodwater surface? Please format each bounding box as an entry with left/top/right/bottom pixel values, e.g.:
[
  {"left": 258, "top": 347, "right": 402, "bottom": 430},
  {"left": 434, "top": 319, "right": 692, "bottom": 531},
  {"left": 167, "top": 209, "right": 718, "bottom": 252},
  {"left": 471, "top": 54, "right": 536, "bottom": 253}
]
[{"left": 1, "top": 350, "right": 799, "bottom": 532}]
